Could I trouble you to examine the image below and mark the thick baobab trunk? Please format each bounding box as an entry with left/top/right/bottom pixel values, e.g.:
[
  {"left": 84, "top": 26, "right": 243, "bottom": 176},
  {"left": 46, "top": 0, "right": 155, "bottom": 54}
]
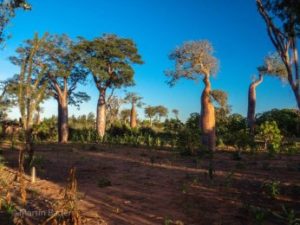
[
  {"left": 97, "top": 89, "right": 106, "bottom": 138},
  {"left": 200, "top": 75, "right": 216, "bottom": 152},
  {"left": 58, "top": 95, "right": 69, "bottom": 143},
  {"left": 247, "top": 74, "right": 263, "bottom": 134},
  {"left": 130, "top": 104, "right": 137, "bottom": 128}
]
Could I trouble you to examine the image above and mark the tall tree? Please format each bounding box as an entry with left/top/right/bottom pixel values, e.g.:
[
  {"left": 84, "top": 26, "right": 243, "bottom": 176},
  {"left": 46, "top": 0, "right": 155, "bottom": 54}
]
[
  {"left": 256, "top": 0, "right": 300, "bottom": 109},
  {"left": 166, "top": 40, "right": 219, "bottom": 153},
  {"left": 10, "top": 33, "right": 48, "bottom": 165},
  {"left": 0, "top": 0, "right": 31, "bottom": 44},
  {"left": 124, "top": 92, "right": 143, "bottom": 128},
  {"left": 78, "top": 34, "right": 143, "bottom": 137},
  {"left": 44, "top": 34, "right": 90, "bottom": 143},
  {"left": 247, "top": 53, "right": 287, "bottom": 133}
]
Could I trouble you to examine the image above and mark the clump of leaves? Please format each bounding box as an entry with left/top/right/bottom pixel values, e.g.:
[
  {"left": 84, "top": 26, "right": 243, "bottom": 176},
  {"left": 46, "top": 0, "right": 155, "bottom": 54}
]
[
  {"left": 97, "top": 177, "right": 112, "bottom": 188},
  {"left": 263, "top": 180, "right": 280, "bottom": 199},
  {"left": 256, "top": 121, "right": 282, "bottom": 155}
]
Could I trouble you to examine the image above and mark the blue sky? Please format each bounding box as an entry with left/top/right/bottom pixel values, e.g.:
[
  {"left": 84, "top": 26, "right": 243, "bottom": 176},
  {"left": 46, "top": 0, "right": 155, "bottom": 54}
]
[{"left": 0, "top": 0, "right": 297, "bottom": 121}]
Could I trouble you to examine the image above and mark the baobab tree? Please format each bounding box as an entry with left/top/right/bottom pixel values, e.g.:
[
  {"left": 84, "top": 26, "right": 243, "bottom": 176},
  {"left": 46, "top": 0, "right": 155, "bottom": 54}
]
[
  {"left": 44, "top": 34, "right": 90, "bottom": 143},
  {"left": 10, "top": 33, "right": 48, "bottom": 165},
  {"left": 247, "top": 53, "right": 287, "bottom": 133},
  {"left": 78, "top": 34, "right": 143, "bottom": 137},
  {"left": 256, "top": 0, "right": 300, "bottom": 109},
  {"left": 124, "top": 92, "right": 143, "bottom": 128},
  {"left": 166, "top": 40, "right": 218, "bottom": 153}
]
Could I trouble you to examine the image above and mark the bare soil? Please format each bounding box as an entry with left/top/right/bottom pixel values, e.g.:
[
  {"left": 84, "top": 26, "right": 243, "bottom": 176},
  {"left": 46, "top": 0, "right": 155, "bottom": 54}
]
[{"left": 1, "top": 142, "right": 300, "bottom": 225}]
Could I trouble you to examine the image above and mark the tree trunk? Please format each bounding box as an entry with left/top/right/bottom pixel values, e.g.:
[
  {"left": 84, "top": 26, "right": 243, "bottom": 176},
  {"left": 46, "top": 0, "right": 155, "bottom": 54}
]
[
  {"left": 130, "top": 104, "right": 137, "bottom": 128},
  {"left": 200, "top": 75, "right": 216, "bottom": 152},
  {"left": 97, "top": 89, "right": 106, "bottom": 138},
  {"left": 58, "top": 95, "right": 69, "bottom": 143},
  {"left": 247, "top": 74, "right": 264, "bottom": 134},
  {"left": 25, "top": 128, "right": 33, "bottom": 168}
]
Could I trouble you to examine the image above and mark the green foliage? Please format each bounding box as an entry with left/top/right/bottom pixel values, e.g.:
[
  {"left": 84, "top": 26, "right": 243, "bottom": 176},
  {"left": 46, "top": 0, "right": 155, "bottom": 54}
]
[
  {"left": 256, "top": 109, "right": 300, "bottom": 138},
  {"left": 177, "top": 127, "right": 202, "bottom": 155},
  {"left": 256, "top": 121, "right": 283, "bottom": 153},
  {"left": 43, "top": 34, "right": 90, "bottom": 107},
  {"left": 0, "top": 0, "right": 31, "bottom": 44},
  {"left": 10, "top": 33, "right": 49, "bottom": 132},
  {"left": 263, "top": 180, "right": 280, "bottom": 199},
  {"left": 33, "top": 116, "right": 57, "bottom": 142},
  {"left": 78, "top": 34, "right": 143, "bottom": 89},
  {"left": 69, "top": 128, "right": 99, "bottom": 143}
]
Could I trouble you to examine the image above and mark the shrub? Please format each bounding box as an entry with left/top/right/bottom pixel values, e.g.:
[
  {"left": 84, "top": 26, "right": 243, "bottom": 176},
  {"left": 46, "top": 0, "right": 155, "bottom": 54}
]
[
  {"left": 177, "top": 128, "right": 202, "bottom": 155},
  {"left": 263, "top": 180, "right": 280, "bottom": 199},
  {"left": 256, "top": 121, "right": 282, "bottom": 154}
]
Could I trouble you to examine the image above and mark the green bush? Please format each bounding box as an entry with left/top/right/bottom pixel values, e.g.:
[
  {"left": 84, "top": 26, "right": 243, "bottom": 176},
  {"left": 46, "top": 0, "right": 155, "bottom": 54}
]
[
  {"left": 177, "top": 128, "right": 202, "bottom": 155},
  {"left": 256, "top": 121, "right": 283, "bottom": 154}
]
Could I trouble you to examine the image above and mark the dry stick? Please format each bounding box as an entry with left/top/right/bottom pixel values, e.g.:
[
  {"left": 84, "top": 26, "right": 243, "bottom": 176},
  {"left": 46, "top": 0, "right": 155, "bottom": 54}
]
[
  {"left": 18, "top": 147, "right": 27, "bottom": 205},
  {"left": 42, "top": 167, "right": 81, "bottom": 225}
]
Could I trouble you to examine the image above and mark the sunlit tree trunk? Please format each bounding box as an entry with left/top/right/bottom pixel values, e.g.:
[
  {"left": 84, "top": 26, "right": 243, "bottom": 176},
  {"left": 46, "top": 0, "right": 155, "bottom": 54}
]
[
  {"left": 97, "top": 88, "right": 106, "bottom": 138},
  {"left": 247, "top": 73, "right": 263, "bottom": 134},
  {"left": 130, "top": 104, "right": 137, "bottom": 128},
  {"left": 58, "top": 94, "right": 68, "bottom": 143},
  {"left": 200, "top": 75, "right": 216, "bottom": 152}
]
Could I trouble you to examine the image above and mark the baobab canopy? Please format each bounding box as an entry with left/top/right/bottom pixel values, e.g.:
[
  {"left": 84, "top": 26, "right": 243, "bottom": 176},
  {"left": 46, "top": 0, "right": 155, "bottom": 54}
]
[{"left": 166, "top": 40, "right": 218, "bottom": 86}]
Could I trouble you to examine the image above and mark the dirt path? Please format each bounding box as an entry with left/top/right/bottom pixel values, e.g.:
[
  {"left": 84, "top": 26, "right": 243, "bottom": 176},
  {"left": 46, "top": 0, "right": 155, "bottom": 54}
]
[{"left": 1, "top": 143, "right": 300, "bottom": 225}]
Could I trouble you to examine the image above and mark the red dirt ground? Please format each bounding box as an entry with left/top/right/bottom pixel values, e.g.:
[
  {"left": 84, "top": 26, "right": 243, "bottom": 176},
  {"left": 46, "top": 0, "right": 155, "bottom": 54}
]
[{"left": 1, "top": 143, "right": 300, "bottom": 225}]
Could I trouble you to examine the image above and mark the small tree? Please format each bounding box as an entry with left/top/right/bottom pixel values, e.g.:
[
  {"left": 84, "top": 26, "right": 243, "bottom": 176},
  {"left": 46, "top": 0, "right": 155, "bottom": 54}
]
[
  {"left": 247, "top": 53, "right": 287, "bottom": 133},
  {"left": 155, "top": 105, "right": 168, "bottom": 121},
  {"left": 78, "top": 34, "right": 143, "bottom": 138},
  {"left": 172, "top": 109, "right": 179, "bottom": 120},
  {"left": 144, "top": 106, "right": 156, "bottom": 127},
  {"left": 256, "top": 121, "right": 282, "bottom": 153},
  {"left": 10, "top": 33, "right": 48, "bottom": 165},
  {"left": 120, "top": 109, "right": 131, "bottom": 125},
  {"left": 166, "top": 40, "right": 218, "bottom": 153},
  {"left": 124, "top": 92, "right": 143, "bottom": 128}
]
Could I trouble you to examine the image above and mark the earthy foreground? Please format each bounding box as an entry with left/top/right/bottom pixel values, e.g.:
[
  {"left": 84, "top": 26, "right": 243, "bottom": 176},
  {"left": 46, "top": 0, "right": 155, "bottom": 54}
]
[{"left": 1, "top": 142, "right": 300, "bottom": 225}]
